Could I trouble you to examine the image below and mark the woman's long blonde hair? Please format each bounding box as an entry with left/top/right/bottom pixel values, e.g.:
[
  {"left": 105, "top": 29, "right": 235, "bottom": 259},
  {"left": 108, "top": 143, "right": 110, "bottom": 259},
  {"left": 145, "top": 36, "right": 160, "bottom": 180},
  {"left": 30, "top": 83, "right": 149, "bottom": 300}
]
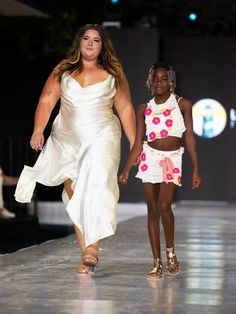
[{"left": 56, "top": 24, "right": 123, "bottom": 85}]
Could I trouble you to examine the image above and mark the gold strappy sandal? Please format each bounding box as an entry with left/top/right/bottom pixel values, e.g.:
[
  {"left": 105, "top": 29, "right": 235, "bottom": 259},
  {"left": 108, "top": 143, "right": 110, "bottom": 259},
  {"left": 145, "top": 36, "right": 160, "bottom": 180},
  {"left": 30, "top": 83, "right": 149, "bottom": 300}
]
[
  {"left": 147, "top": 258, "right": 164, "bottom": 279},
  {"left": 77, "top": 261, "right": 95, "bottom": 274},
  {"left": 166, "top": 247, "right": 181, "bottom": 275},
  {"left": 82, "top": 246, "right": 99, "bottom": 268}
]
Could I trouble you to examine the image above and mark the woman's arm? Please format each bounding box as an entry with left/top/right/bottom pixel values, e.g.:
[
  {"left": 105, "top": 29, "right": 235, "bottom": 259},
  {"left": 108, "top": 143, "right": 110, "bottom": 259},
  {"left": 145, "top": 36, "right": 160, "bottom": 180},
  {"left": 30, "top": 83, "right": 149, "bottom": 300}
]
[
  {"left": 30, "top": 68, "right": 61, "bottom": 151},
  {"left": 114, "top": 72, "right": 136, "bottom": 148},
  {"left": 119, "top": 104, "right": 146, "bottom": 184},
  {"left": 180, "top": 98, "right": 202, "bottom": 189}
]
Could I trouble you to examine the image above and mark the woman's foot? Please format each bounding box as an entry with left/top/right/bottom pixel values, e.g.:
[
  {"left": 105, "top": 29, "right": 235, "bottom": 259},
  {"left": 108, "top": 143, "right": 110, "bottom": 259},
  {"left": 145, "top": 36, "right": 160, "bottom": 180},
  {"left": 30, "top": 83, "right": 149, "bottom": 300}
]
[
  {"left": 77, "top": 261, "right": 95, "bottom": 274},
  {"left": 166, "top": 247, "right": 181, "bottom": 275},
  {"left": 147, "top": 258, "right": 163, "bottom": 279},
  {"left": 82, "top": 246, "right": 99, "bottom": 267}
]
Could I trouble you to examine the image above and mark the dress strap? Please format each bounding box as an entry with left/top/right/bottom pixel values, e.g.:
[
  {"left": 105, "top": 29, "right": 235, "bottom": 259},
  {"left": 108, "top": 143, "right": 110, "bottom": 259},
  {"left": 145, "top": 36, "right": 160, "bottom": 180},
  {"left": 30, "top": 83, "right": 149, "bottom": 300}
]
[{"left": 177, "top": 96, "right": 183, "bottom": 104}]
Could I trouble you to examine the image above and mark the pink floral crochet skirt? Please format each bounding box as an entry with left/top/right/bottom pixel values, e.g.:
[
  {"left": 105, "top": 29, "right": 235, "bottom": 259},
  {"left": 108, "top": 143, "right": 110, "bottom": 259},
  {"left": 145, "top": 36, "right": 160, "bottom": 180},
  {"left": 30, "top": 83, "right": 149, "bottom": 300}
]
[{"left": 135, "top": 142, "right": 184, "bottom": 186}]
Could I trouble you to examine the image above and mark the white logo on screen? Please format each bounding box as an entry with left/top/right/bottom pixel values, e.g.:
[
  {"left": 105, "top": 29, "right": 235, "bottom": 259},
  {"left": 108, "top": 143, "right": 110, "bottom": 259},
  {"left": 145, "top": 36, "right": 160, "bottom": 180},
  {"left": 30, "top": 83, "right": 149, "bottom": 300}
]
[{"left": 192, "top": 99, "right": 227, "bottom": 138}]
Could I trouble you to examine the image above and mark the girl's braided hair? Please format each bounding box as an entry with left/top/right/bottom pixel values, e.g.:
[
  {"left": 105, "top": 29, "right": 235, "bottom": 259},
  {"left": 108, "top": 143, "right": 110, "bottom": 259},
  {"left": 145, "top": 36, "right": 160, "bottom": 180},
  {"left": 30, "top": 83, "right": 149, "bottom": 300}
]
[{"left": 146, "top": 62, "right": 176, "bottom": 93}]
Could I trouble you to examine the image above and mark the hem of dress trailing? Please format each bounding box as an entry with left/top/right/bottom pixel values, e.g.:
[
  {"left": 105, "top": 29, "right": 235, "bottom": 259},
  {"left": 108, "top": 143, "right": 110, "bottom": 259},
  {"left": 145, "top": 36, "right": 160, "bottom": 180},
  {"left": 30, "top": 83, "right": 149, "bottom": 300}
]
[
  {"left": 14, "top": 177, "right": 66, "bottom": 204},
  {"left": 65, "top": 202, "right": 117, "bottom": 248},
  {"left": 85, "top": 230, "right": 116, "bottom": 248},
  {"left": 36, "top": 178, "right": 66, "bottom": 187},
  {"left": 14, "top": 196, "right": 32, "bottom": 203}
]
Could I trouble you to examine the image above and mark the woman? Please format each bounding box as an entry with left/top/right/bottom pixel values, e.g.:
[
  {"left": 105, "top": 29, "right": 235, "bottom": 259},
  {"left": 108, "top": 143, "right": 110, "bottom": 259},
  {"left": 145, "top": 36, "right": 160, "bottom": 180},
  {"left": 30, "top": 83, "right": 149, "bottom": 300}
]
[
  {"left": 15, "top": 24, "right": 136, "bottom": 274},
  {"left": 119, "top": 62, "right": 201, "bottom": 278}
]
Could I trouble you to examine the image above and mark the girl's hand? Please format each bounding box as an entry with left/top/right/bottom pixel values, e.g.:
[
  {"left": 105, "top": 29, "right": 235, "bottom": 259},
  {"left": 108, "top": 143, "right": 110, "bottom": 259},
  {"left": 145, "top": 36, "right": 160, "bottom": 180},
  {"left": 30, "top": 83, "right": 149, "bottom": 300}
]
[
  {"left": 119, "top": 172, "right": 129, "bottom": 185},
  {"left": 30, "top": 132, "right": 44, "bottom": 151},
  {"left": 192, "top": 172, "right": 202, "bottom": 189}
]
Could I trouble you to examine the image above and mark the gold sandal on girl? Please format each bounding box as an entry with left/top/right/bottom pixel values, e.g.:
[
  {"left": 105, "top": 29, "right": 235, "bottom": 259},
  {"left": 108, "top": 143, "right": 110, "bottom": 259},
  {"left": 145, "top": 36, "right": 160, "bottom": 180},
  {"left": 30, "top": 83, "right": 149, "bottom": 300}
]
[
  {"left": 147, "top": 258, "right": 164, "bottom": 279},
  {"left": 166, "top": 247, "right": 181, "bottom": 275}
]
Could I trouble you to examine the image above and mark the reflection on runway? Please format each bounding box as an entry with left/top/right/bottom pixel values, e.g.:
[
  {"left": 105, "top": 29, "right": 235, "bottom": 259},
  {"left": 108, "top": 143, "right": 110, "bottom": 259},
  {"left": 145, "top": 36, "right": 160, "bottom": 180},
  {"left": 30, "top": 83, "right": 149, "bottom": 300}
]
[{"left": 1, "top": 202, "right": 236, "bottom": 314}]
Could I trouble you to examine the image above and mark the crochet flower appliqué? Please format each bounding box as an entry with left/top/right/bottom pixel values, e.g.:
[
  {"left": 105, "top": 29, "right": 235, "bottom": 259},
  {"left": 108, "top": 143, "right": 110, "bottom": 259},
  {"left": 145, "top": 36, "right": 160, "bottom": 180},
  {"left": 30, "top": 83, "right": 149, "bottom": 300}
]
[
  {"left": 160, "top": 129, "right": 168, "bottom": 138},
  {"left": 163, "top": 109, "right": 171, "bottom": 116},
  {"left": 145, "top": 108, "right": 152, "bottom": 116},
  {"left": 165, "top": 119, "right": 173, "bottom": 127},
  {"left": 167, "top": 173, "right": 173, "bottom": 180},
  {"left": 178, "top": 176, "right": 182, "bottom": 184},
  {"left": 149, "top": 132, "right": 156, "bottom": 140},
  {"left": 152, "top": 117, "right": 160, "bottom": 125},
  {"left": 173, "top": 167, "right": 180, "bottom": 173},
  {"left": 140, "top": 152, "right": 146, "bottom": 161},
  {"left": 141, "top": 164, "right": 148, "bottom": 171}
]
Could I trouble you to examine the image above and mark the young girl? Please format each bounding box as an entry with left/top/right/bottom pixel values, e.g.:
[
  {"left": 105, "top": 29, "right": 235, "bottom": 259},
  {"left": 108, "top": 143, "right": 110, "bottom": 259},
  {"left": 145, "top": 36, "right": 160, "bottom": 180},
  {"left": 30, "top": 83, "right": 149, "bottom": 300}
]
[{"left": 119, "top": 62, "right": 201, "bottom": 278}]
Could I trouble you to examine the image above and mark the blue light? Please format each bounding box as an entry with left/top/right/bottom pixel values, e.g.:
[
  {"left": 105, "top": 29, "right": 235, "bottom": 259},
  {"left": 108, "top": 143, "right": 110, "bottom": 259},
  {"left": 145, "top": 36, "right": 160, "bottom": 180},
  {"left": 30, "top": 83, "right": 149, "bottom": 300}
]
[
  {"left": 188, "top": 12, "right": 198, "bottom": 21},
  {"left": 111, "top": 0, "right": 119, "bottom": 3}
]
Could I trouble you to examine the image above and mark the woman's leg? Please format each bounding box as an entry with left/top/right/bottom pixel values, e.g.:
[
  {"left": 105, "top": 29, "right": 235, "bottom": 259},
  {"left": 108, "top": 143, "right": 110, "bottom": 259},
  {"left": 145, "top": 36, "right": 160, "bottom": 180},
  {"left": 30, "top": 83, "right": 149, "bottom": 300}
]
[
  {"left": 64, "top": 179, "right": 86, "bottom": 253},
  {"left": 64, "top": 179, "right": 73, "bottom": 199},
  {"left": 64, "top": 179, "right": 99, "bottom": 271},
  {"left": 143, "top": 183, "right": 161, "bottom": 259}
]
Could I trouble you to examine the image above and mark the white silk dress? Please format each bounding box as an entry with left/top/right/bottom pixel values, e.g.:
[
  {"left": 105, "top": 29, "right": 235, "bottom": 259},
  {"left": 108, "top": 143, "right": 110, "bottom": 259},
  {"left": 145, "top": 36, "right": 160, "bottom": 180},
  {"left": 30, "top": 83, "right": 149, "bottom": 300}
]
[{"left": 15, "top": 73, "right": 121, "bottom": 247}]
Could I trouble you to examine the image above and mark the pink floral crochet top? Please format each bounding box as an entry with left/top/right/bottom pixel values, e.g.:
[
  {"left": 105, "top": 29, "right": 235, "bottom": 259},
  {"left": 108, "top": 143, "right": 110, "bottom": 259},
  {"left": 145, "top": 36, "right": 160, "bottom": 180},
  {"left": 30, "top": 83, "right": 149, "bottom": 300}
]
[{"left": 144, "top": 93, "right": 186, "bottom": 141}]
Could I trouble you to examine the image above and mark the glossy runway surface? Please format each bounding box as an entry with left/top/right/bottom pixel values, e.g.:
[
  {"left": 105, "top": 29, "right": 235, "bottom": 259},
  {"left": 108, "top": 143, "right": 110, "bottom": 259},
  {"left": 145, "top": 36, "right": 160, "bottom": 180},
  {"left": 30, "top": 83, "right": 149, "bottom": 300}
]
[{"left": 1, "top": 202, "right": 236, "bottom": 314}]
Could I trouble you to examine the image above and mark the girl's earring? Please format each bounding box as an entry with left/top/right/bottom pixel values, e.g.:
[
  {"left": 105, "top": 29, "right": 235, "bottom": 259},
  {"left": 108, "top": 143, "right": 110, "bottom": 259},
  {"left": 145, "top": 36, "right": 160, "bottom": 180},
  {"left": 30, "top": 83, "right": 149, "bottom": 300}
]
[{"left": 170, "top": 83, "right": 173, "bottom": 93}]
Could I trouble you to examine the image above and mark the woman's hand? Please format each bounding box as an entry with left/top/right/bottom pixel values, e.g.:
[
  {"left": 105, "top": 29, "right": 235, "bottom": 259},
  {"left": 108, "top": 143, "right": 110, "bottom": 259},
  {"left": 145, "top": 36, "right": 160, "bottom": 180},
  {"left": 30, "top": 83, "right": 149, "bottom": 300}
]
[
  {"left": 119, "top": 172, "right": 129, "bottom": 185},
  {"left": 30, "top": 132, "right": 44, "bottom": 151},
  {"left": 192, "top": 172, "right": 202, "bottom": 189}
]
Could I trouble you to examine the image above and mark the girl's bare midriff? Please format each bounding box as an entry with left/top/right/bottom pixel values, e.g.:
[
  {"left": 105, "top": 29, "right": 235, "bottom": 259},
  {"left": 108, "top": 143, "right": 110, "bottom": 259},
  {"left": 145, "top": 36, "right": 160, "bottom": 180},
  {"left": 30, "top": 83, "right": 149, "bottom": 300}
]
[{"left": 147, "top": 136, "right": 181, "bottom": 151}]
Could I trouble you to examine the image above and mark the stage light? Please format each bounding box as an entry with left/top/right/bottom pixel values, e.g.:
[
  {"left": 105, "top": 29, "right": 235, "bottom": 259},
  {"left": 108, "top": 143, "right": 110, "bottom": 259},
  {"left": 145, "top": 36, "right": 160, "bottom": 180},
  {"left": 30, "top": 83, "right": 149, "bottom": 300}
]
[
  {"left": 105, "top": 0, "right": 122, "bottom": 17},
  {"left": 188, "top": 12, "right": 198, "bottom": 22},
  {"left": 192, "top": 99, "right": 227, "bottom": 138}
]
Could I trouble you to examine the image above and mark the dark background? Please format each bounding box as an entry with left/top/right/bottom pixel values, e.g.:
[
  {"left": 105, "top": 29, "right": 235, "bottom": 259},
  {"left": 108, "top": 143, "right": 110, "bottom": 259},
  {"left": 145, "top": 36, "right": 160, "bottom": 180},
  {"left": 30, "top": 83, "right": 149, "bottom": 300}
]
[{"left": 1, "top": 0, "right": 236, "bottom": 203}]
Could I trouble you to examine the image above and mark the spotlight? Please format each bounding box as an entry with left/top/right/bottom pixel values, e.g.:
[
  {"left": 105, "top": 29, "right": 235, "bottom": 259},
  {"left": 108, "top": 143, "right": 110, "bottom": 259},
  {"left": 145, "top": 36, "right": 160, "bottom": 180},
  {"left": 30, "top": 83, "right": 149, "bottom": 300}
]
[
  {"left": 105, "top": 0, "right": 122, "bottom": 17},
  {"left": 188, "top": 12, "right": 198, "bottom": 22}
]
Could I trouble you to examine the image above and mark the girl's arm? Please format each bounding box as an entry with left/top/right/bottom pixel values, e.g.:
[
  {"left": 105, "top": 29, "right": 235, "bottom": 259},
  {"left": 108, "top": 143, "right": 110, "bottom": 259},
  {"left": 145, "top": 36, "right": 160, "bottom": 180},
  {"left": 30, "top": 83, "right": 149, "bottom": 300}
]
[
  {"left": 114, "top": 72, "right": 136, "bottom": 148},
  {"left": 179, "top": 98, "right": 202, "bottom": 189},
  {"left": 119, "top": 104, "right": 146, "bottom": 184},
  {"left": 30, "top": 68, "right": 61, "bottom": 151}
]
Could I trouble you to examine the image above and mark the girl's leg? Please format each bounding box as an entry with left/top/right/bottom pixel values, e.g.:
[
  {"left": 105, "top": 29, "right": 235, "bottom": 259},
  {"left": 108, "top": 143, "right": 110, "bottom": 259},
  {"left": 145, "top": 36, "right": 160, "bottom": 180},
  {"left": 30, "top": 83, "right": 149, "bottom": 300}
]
[
  {"left": 144, "top": 183, "right": 163, "bottom": 278},
  {"left": 143, "top": 183, "right": 161, "bottom": 259},
  {"left": 158, "top": 182, "right": 180, "bottom": 275},
  {"left": 158, "top": 182, "right": 176, "bottom": 248}
]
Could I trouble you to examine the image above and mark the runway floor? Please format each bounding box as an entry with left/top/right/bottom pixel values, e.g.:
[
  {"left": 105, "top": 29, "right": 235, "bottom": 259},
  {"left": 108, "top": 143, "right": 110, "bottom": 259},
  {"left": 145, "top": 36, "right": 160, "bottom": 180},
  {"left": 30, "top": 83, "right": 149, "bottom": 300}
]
[{"left": 1, "top": 202, "right": 236, "bottom": 314}]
